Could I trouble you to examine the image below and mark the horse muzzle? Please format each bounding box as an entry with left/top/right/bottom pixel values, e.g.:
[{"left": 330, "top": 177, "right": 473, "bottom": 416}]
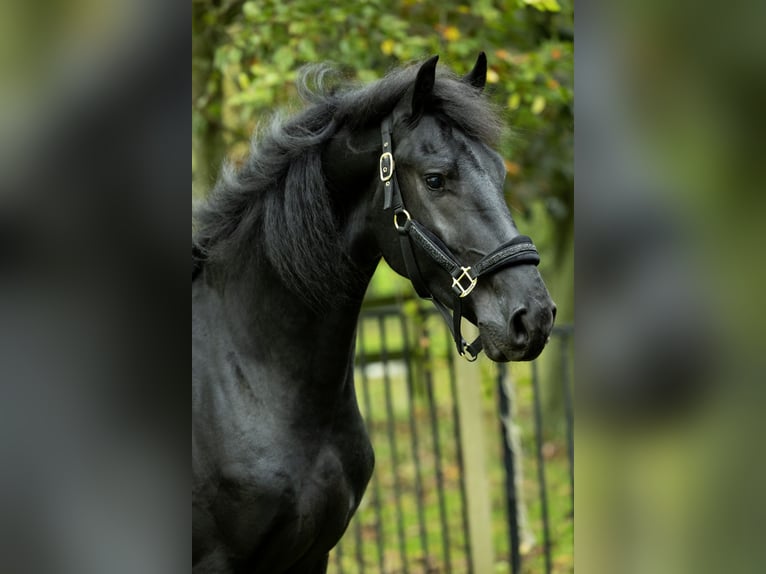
[{"left": 475, "top": 269, "right": 557, "bottom": 362}]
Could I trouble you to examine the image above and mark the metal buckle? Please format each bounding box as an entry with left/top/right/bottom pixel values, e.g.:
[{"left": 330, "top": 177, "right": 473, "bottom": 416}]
[
  {"left": 461, "top": 342, "right": 478, "bottom": 362},
  {"left": 379, "top": 152, "right": 395, "bottom": 182},
  {"left": 452, "top": 267, "right": 477, "bottom": 298}
]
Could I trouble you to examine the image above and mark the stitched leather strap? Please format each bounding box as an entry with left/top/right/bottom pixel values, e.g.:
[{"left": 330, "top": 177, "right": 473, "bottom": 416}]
[{"left": 378, "top": 114, "right": 540, "bottom": 360}]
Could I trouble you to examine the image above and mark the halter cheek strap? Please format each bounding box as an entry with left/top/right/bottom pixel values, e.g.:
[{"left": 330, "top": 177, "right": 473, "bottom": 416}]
[{"left": 379, "top": 116, "right": 541, "bottom": 361}]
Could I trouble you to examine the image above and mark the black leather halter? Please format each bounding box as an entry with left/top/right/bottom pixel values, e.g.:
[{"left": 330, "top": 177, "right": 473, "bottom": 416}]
[{"left": 379, "top": 116, "right": 541, "bottom": 360}]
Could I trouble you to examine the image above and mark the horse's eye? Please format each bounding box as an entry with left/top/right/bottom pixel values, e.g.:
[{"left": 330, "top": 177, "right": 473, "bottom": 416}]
[{"left": 424, "top": 174, "right": 445, "bottom": 190}]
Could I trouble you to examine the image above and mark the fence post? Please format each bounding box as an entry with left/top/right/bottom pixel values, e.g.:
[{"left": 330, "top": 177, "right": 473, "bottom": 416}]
[{"left": 455, "top": 355, "right": 495, "bottom": 574}]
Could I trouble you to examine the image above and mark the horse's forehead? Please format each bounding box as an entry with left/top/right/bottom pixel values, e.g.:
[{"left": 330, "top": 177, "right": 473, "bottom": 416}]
[{"left": 401, "top": 116, "right": 504, "bottom": 175}]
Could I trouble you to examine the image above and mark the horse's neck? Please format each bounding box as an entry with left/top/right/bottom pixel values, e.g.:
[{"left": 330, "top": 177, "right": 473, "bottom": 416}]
[
  {"left": 209, "top": 262, "right": 368, "bottom": 389},
  {"left": 212, "top": 124, "right": 382, "bottom": 388},
  {"left": 194, "top": 123, "right": 384, "bottom": 405}
]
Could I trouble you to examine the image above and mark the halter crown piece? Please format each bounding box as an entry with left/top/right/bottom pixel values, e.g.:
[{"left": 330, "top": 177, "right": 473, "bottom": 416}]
[{"left": 379, "top": 116, "right": 541, "bottom": 361}]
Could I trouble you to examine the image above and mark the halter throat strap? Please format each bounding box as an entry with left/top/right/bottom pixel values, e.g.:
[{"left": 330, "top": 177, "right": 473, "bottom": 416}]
[{"left": 379, "top": 115, "right": 540, "bottom": 360}]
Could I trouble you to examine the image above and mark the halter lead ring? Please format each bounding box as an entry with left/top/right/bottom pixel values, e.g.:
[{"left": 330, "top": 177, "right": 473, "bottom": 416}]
[
  {"left": 378, "top": 115, "right": 541, "bottom": 360},
  {"left": 393, "top": 209, "right": 411, "bottom": 231}
]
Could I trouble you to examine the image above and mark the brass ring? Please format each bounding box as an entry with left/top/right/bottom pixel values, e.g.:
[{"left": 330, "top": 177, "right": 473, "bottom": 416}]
[{"left": 393, "top": 210, "right": 411, "bottom": 231}]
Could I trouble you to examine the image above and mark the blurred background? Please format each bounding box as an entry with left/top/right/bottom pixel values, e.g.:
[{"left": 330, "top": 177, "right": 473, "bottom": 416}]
[
  {"left": 2, "top": 0, "right": 763, "bottom": 571},
  {"left": 576, "top": 1, "right": 766, "bottom": 573},
  {"left": 0, "top": 1, "right": 187, "bottom": 573},
  {"left": 192, "top": 1, "right": 573, "bottom": 573}
]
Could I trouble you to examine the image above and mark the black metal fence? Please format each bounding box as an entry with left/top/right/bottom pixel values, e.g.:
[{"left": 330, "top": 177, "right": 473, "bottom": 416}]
[{"left": 330, "top": 304, "right": 573, "bottom": 574}]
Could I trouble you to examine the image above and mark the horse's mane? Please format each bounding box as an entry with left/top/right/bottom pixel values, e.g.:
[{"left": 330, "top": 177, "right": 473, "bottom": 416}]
[{"left": 192, "top": 59, "right": 503, "bottom": 306}]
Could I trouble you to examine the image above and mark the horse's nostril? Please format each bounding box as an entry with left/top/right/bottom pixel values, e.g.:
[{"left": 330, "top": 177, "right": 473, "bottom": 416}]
[
  {"left": 551, "top": 304, "right": 558, "bottom": 322},
  {"left": 509, "top": 307, "right": 529, "bottom": 347}
]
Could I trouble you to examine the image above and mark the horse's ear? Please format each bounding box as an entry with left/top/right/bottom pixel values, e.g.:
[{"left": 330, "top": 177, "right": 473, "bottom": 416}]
[
  {"left": 463, "top": 52, "right": 487, "bottom": 90},
  {"left": 411, "top": 55, "right": 439, "bottom": 120}
]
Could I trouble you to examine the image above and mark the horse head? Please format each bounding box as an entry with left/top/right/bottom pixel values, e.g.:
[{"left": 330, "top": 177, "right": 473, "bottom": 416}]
[{"left": 371, "top": 54, "right": 556, "bottom": 362}]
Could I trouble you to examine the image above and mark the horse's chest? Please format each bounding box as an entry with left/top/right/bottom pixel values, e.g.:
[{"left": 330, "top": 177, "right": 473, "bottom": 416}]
[
  {"left": 193, "top": 349, "right": 375, "bottom": 569},
  {"left": 198, "top": 410, "right": 373, "bottom": 572},
  {"left": 211, "top": 440, "right": 370, "bottom": 570}
]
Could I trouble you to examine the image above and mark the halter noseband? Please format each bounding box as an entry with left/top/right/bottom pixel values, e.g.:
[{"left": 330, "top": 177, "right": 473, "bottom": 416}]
[{"left": 379, "top": 116, "right": 541, "bottom": 361}]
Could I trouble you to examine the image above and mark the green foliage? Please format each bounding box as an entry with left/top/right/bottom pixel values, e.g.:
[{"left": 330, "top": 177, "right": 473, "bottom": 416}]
[
  {"left": 192, "top": 0, "right": 574, "bottom": 323},
  {"left": 192, "top": 0, "right": 573, "bottom": 220}
]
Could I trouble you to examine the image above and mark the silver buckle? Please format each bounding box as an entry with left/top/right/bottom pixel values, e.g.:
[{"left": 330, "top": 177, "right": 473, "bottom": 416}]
[
  {"left": 461, "top": 342, "right": 478, "bottom": 362},
  {"left": 452, "top": 267, "right": 477, "bottom": 298},
  {"left": 379, "top": 152, "right": 395, "bottom": 182}
]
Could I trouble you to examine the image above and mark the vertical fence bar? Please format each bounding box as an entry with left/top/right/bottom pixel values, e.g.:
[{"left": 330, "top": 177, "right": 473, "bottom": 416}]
[
  {"left": 531, "top": 361, "right": 552, "bottom": 574},
  {"left": 497, "top": 363, "right": 522, "bottom": 574},
  {"left": 399, "top": 313, "right": 431, "bottom": 569},
  {"left": 379, "top": 315, "right": 409, "bottom": 574},
  {"left": 334, "top": 539, "right": 343, "bottom": 573},
  {"left": 446, "top": 330, "right": 473, "bottom": 573},
  {"left": 421, "top": 311, "right": 454, "bottom": 574},
  {"left": 357, "top": 318, "right": 385, "bottom": 573},
  {"left": 353, "top": 507, "right": 364, "bottom": 574},
  {"left": 559, "top": 328, "right": 575, "bottom": 508}
]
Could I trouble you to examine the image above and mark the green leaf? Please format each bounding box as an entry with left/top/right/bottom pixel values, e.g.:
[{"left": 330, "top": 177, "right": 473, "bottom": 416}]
[
  {"left": 242, "top": 1, "right": 259, "bottom": 22},
  {"left": 522, "top": 0, "right": 562, "bottom": 12},
  {"left": 273, "top": 46, "right": 295, "bottom": 70},
  {"left": 288, "top": 21, "right": 306, "bottom": 35},
  {"left": 297, "top": 38, "right": 318, "bottom": 61},
  {"left": 228, "top": 48, "right": 242, "bottom": 65}
]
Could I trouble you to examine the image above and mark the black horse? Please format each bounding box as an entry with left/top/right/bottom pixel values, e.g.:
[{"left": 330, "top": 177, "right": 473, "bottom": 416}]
[{"left": 192, "top": 54, "right": 556, "bottom": 573}]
